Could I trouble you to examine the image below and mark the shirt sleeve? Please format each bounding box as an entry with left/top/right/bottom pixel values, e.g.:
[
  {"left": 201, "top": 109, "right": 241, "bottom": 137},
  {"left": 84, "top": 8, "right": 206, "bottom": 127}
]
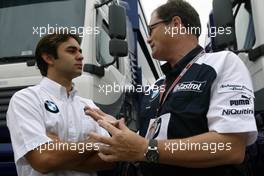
[
  {"left": 6, "top": 89, "right": 52, "bottom": 164},
  {"left": 206, "top": 52, "right": 257, "bottom": 146}
]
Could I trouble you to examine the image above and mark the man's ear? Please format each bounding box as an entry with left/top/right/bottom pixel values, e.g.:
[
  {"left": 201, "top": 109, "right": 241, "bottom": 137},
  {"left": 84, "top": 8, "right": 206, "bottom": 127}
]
[
  {"left": 171, "top": 16, "right": 183, "bottom": 28},
  {"left": 41, "top": 53, "right": 54, "bottom": 66}
]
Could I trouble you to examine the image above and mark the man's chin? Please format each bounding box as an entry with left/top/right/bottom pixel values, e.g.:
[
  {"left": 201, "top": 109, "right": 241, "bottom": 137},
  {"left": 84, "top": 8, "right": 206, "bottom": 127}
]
[
  {"left": 151, "top": 52, "right": 158, "bottom": 59},
  {"left": 72, "top": 71, "right": 82, "bottom": 78},
  {"left": 152, "top": 53, "right": 163, "bottom": 61}
]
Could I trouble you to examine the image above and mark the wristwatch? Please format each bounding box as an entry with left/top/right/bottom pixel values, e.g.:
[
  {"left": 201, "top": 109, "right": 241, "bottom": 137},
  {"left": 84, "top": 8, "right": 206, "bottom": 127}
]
[{"left": 144, "top": 139, "right": 159, "bottom": 163}]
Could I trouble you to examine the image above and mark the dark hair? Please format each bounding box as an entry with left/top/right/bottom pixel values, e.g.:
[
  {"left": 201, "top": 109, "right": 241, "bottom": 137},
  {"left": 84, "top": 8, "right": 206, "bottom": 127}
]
[
  {"left": 156, "top": 0, "right": 201, "bottom": 38},
  {"left": 35, "top": 33, "right": 81, "bottom": 76}
]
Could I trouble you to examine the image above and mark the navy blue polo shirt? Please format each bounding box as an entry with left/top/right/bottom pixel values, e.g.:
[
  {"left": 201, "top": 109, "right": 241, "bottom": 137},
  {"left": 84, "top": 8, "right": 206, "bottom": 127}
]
[{"left": 138, "top": 45, "right": 257, "bottom": 176}]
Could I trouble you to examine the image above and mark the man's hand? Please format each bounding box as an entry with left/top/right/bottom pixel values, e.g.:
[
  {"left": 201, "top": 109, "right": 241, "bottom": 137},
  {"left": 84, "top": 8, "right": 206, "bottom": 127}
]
[
  {"left": 89, "top": 119, "right": 148, "bottom": 162},
  {"left": 84, "top": 106, "right": 119, "bottom": 126}
]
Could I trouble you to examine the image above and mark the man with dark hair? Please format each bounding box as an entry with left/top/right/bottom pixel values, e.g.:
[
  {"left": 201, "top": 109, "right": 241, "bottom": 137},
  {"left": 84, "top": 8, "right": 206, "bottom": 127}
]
[
  {"left": 7, "top": 33, "right": 113, "bottom": 176},
  {"left": 35, "top": 33, "right": 81, "bottom": 76},
  {"left": 155, "top": 0, "right": 201, "bottom": 38},
  {"left": 85, "top": 0, "right": 257, "bottom": 176}
]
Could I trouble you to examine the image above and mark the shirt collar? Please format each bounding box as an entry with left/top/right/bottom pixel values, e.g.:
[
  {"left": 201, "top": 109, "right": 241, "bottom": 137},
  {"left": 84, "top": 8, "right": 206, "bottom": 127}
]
[
  {"left": 161, "top": 45, "right": 204, "bottom": 77},
  {"left": 39, "top": 77, "right": 77, "bottom": 100}
]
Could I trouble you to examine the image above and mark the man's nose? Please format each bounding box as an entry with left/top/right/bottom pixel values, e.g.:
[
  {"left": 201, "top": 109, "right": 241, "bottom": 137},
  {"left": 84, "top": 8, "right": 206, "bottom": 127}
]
[
  {"left": 147, "top": 35, "right": 152, "bottom": 44},
  {"left": 77, "top": 53, "right": 84, "bottom": 61}
]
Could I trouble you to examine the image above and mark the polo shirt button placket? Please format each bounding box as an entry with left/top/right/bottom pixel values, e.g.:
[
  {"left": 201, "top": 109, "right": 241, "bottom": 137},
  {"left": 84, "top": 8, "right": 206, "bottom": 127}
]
[{"left": 67, "top": 99, "right": 77, "bottom": 141}]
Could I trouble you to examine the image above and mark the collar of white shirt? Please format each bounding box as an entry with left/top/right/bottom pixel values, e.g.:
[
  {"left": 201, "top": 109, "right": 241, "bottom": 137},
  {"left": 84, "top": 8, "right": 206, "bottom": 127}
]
[{"left": 40, "top": 77, "right": 78, "bottom": 100}]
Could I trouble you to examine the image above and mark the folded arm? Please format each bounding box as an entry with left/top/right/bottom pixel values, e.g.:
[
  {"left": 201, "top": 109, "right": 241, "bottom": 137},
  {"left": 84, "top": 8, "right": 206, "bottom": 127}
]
[{"left": 25, "top": 135, "right": 114, "bottom": 174}]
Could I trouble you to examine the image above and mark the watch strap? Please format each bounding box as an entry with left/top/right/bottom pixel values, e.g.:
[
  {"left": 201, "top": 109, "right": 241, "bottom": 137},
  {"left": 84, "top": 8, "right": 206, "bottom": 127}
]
[{"left": 149, "top": 139, "right": 158, "bottom": 149}]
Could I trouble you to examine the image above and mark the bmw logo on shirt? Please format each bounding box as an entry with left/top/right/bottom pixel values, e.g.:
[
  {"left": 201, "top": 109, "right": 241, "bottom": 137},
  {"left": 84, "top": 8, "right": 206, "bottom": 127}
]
[{"left": 44, "top": 100, "right": 59, "bottom": 113}]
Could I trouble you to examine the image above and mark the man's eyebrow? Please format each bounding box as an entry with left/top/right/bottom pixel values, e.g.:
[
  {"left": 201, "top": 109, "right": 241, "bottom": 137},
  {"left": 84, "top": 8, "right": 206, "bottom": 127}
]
[{"left": 66, "top": 46, "right": 82, "bottom": 53}]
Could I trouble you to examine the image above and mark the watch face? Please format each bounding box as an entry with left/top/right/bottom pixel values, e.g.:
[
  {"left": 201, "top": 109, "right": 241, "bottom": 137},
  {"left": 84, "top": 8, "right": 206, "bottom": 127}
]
[{"left": 146, "top": 150, "right": 159, "bottom": 163}]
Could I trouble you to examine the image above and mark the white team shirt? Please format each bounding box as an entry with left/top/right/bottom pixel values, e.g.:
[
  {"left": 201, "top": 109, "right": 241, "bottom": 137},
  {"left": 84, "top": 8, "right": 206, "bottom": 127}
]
[
  {"left": 7, "top": 77, "right": 109, "bottom": 176},
  {"left": 204, "top": 51, "right": 257, "bottom": 145}
]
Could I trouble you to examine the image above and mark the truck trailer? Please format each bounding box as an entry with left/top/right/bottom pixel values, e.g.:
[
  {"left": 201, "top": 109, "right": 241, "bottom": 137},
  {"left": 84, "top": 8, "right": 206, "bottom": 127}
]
[{"left": 0, "top": 0, "right": 162, "bottom": 175}]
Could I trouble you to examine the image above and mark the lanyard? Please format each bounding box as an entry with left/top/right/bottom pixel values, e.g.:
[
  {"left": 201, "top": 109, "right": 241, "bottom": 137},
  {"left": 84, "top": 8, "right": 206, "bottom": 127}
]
[
  {"left": 146, "top": 50, "right": 205, "bottom": 140},
  {"left": 157, "top": 50, "right": 205, "bottom": 117}
]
